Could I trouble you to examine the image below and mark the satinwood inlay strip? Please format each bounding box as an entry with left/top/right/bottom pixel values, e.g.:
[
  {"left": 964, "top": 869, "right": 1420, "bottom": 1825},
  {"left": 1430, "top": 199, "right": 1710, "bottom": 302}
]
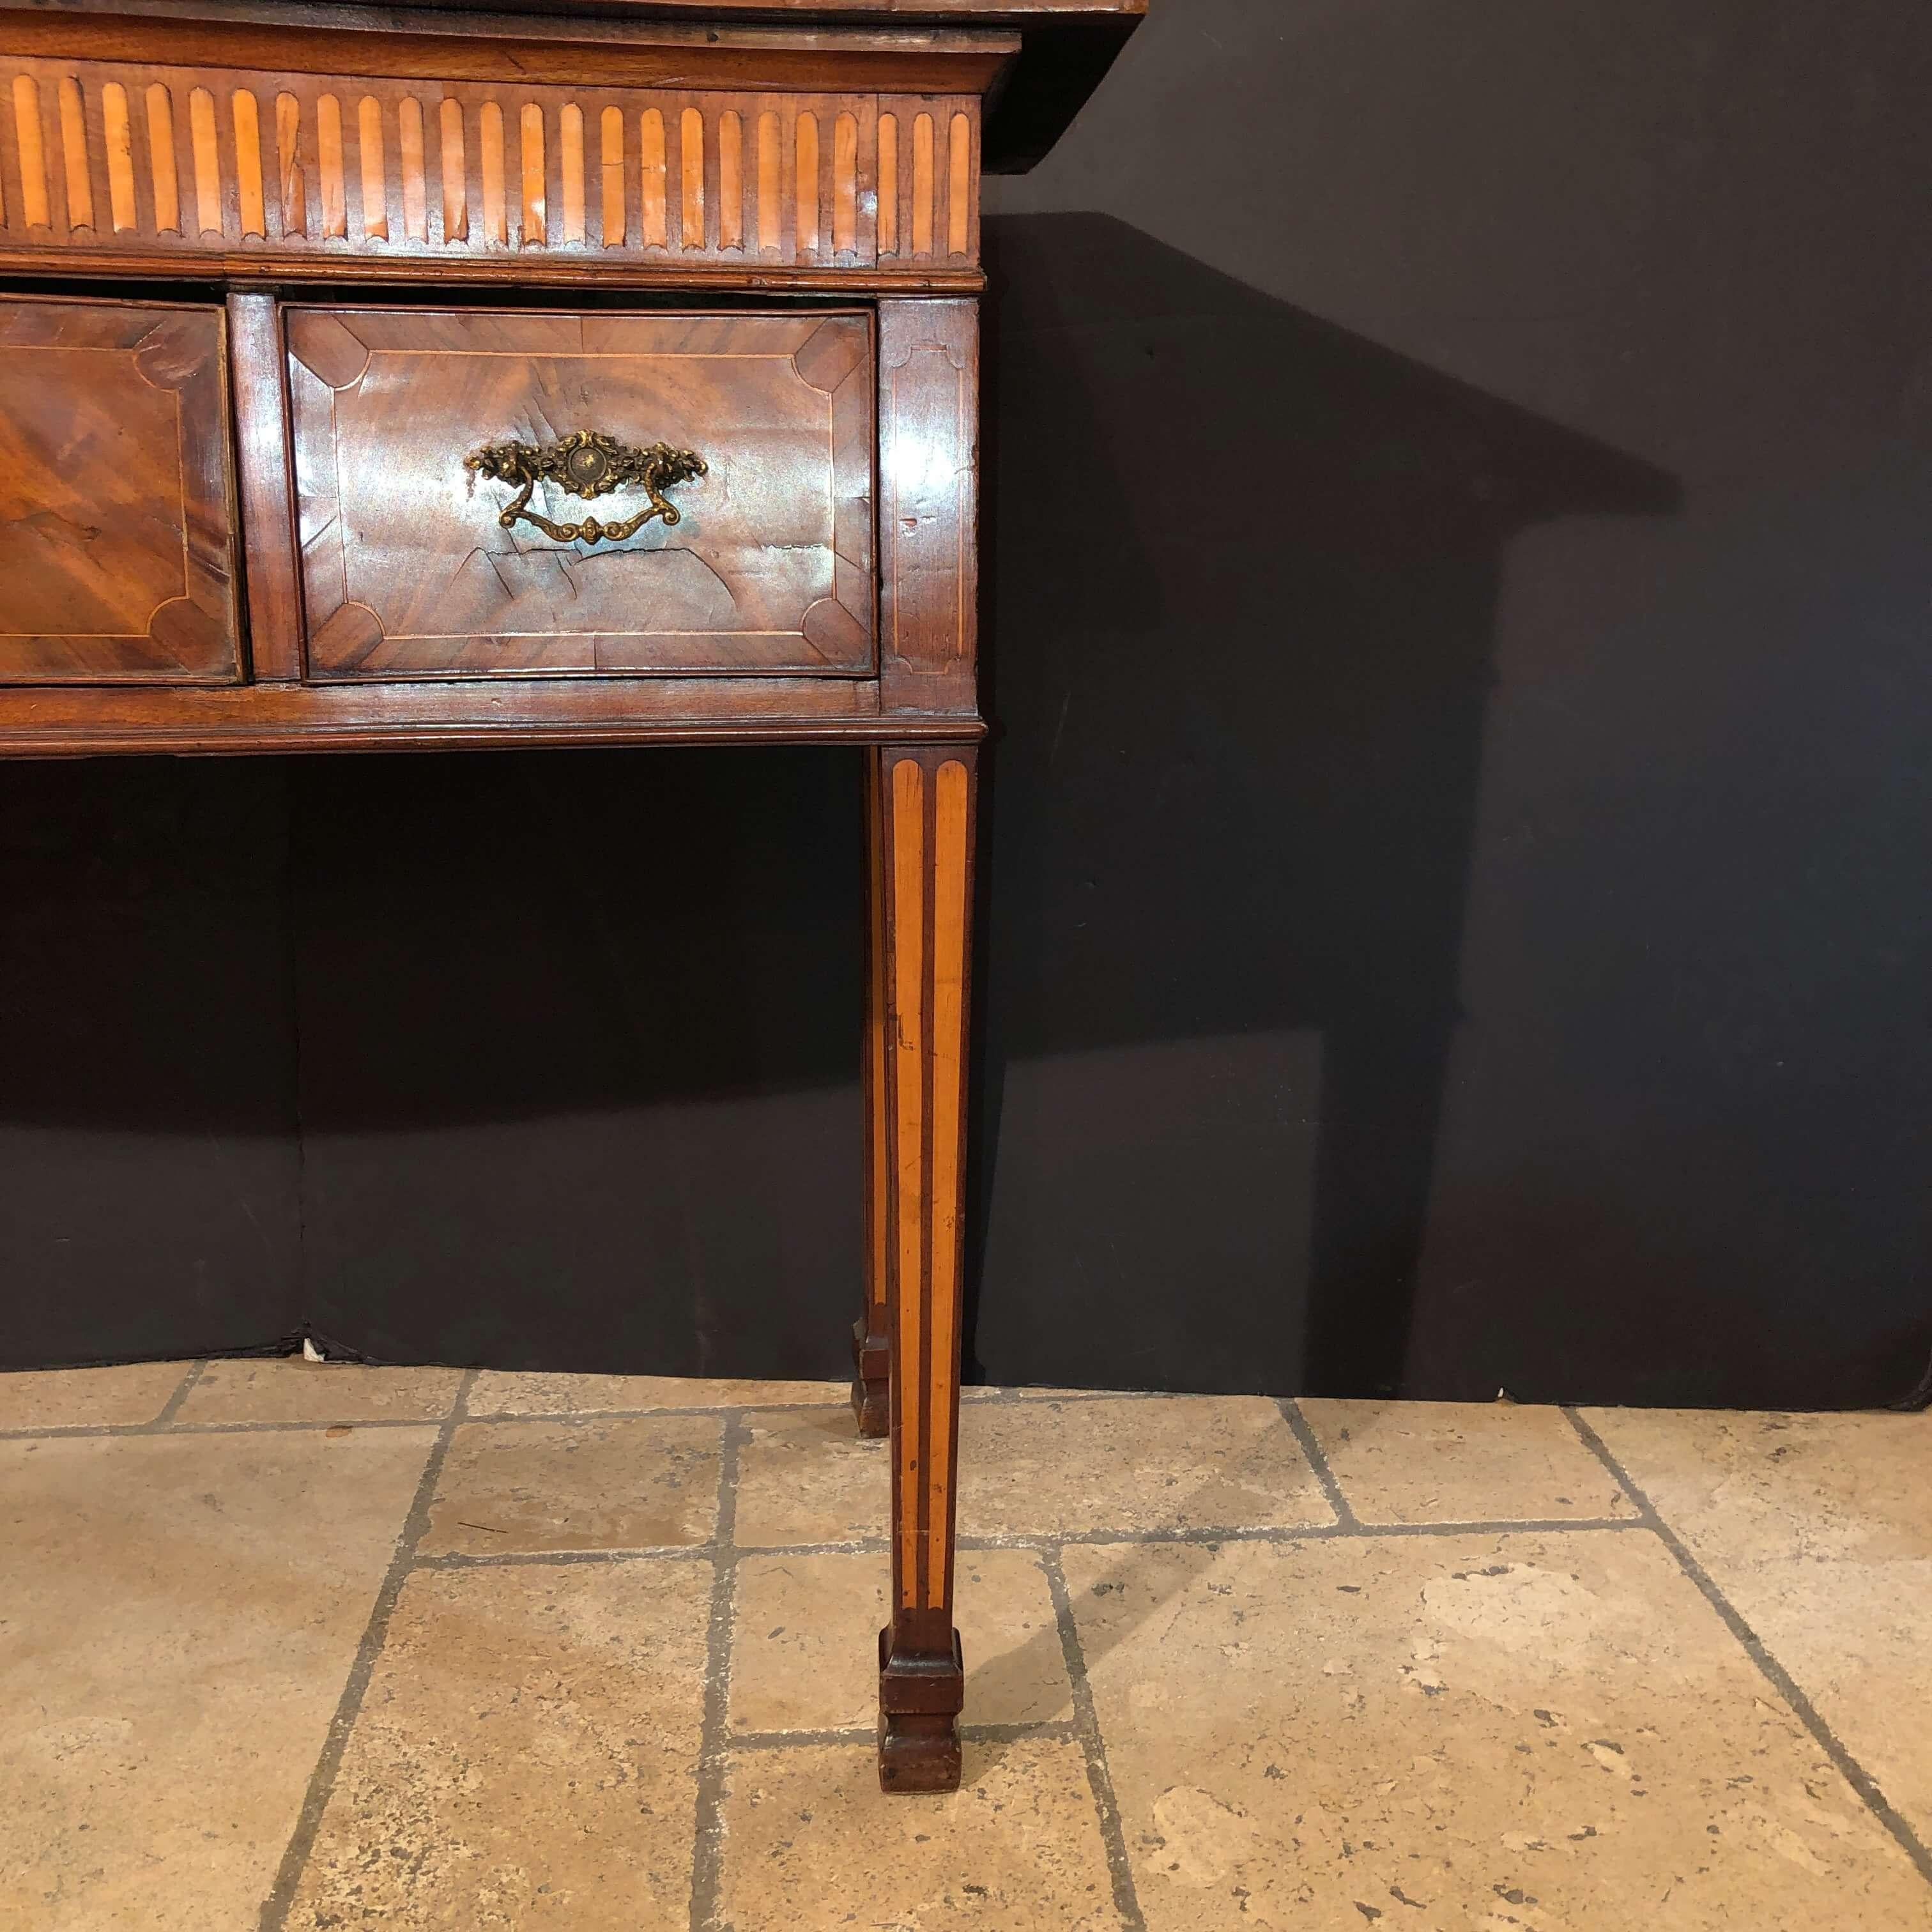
[
  {"left": 275, "top": 89, "right": 305, "bottom": 236},
  {"left": 356, "top": 95, "right": 386, "bottom": 238},
  {"left": 891, "top": 755, "right": 926, "bottom": 1611},
  {"left": 877, "top": 111, "right": 898, "bottom": 254},
  {"left": 143, "top": 82, "right": 177, "bottom": 233},
  {"left": 233, "top": 89, "right": 265, "bottom": 237},
  {"left": 478, "top": 98, "right": 505, "bottom": 241},
  {"left": 833, "top": 109, "right": 857, "bottom": 254},
  {"left": 316, "top": 92, "right": 345, "bottom": 236},
  {"left": 795, "top": 108, "right": 819, "bottom": 255},
  {"left": 519, "top": 101, "right": 544, "bottom": 243},
  {"left": 678, "top": 103, "right": 703, "bottom": 247},
  {"left": 911, "top": 110, "right": 934, "bottom": 256},
  {"left": 715, "top": 108, "right": 740, "bottom": 251},
  {"left": 598, "top": 102, "right": 622, "bottom": 246},
  {"left": 188, "top": 86, "right": 220, "bottom": 235},
  {"left": 102, "top": 80, "right": 135, "bottom": 230},
  {"left": 756, "top": 107, "right": 779, "bottom": 253},
  {"left": 12, "top": 75, "right": 48, "bottom": 227},
  {"left": 924, "top": 756, "right": 970, "bottom": 1605},
  {"left": 640, "top": 105, "right": 666, "bottom": 247},
  {"left": 398, "top": 94, "right": 427, "bottom": 240},
  {"left": 947, "top": 111, "right": 971, "bottom": 257},
  {"left": 56, "top": 73, "right": 90, "bottom": 229}
]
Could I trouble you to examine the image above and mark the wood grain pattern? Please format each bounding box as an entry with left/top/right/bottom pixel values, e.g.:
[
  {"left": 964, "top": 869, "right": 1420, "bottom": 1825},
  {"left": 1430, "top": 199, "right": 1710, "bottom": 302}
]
[
  {"left": 0, "top": 671, "right": 992, "bottom": 757},
  {"left": 0, "top": 55, "right": 980, "bottom": 276},
  {"left": 877, "top": 738, "right": 977, "bottom": 1793},
  {"left": 0, "top": 11, "right": 1020, "bottom": 98},
  {"left": 878, "top": 297, "right": 977, "bottom": 712},
  {"left": 286, "top": 305, "right": 876, "bottom": 680},
  {"left": 225, "top": 290, "right": 303, "bottom": 682},
  {"left": 0, "top": 296, "right": 240, "bottom": 684}
]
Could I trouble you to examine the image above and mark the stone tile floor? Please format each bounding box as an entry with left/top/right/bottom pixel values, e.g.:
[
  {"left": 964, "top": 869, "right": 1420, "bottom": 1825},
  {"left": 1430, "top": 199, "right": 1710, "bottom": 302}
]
[{"left": 2, "top": 1361, "right": 1928, "bottom": 1929}]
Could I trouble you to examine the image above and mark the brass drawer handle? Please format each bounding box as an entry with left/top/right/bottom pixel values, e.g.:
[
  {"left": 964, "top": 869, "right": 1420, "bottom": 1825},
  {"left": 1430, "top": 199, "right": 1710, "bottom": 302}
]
[{"left": 464, "top": 429, "right": 708, "bottom": 545}]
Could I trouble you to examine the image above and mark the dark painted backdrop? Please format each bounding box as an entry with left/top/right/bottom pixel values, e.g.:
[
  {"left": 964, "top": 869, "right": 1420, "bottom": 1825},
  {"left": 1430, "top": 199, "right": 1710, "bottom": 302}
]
[{"left": 4, "top": 0, "right": 1928, "bottom": 1406}]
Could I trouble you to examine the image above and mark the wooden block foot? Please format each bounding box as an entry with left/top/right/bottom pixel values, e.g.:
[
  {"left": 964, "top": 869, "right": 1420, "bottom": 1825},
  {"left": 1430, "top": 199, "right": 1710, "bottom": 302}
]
[{"left": 877, "top": 1626, "right": 965, "bottom": 1793}]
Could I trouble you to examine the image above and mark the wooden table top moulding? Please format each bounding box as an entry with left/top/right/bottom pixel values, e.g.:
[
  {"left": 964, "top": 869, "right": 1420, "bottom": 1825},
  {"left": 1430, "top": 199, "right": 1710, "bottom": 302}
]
[{"left": 0, "top": 0, "right": 1144, "bottom": 1793}]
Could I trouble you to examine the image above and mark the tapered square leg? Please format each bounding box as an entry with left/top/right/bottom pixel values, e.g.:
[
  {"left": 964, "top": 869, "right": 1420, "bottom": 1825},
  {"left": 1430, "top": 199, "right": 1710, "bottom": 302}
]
[
  {"left": 873, "top": 744, "right": 976, "bottom": 1793},
  {"left": 852, "top": 753, "right": 893, "bottom": 1438}
]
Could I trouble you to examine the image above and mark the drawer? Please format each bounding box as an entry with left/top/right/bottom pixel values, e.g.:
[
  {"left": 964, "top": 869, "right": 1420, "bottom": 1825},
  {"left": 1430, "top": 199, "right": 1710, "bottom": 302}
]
[
  {"left": 286, "top": 307, "right": 875, "bottom": 680},
  {"left": 0, "top": 299, "right": 241, "bottom": 686}
]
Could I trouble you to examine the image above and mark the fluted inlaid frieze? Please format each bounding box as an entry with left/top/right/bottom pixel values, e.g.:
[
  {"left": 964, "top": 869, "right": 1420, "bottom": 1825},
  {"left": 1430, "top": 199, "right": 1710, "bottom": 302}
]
[{"left": 0, "top": 57, "right": 979, "bottom": 272}]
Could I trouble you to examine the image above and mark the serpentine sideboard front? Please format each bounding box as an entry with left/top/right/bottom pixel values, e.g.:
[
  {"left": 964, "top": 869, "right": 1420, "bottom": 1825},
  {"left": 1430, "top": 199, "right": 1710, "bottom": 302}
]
[{"left": 0, "top": 0, "right": 1145, "bottom": 1793}]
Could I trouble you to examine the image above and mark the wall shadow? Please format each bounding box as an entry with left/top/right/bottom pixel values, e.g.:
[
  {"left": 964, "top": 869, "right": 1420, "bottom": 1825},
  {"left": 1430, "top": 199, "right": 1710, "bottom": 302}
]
[
  {"left": 286, "top": 742, "right": 866, "bottom": 1371},
  {"left": 0, "top": 757, "right": 303, "bottom": 1367},
  {"left": 967, "top": 214, "right": 1680, "bottom": 1396}
]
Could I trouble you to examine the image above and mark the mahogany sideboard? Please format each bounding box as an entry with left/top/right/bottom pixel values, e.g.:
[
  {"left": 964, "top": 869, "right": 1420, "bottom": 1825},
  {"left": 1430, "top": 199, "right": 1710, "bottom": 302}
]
[{"left": 0, "top": 0, "right": 1142, "bottom": 1791}]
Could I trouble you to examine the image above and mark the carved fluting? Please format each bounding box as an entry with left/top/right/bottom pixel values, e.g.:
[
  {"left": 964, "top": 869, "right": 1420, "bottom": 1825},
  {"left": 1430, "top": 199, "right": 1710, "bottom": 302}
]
[{"left": 0, "top": 58, "right": 980, "bottom": 272}]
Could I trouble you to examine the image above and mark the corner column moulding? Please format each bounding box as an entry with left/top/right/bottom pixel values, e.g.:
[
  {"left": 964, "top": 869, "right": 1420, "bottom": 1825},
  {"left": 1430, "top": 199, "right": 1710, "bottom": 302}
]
[{"left": 0, "top": 0, "right": 1148, "bottom": 1792}]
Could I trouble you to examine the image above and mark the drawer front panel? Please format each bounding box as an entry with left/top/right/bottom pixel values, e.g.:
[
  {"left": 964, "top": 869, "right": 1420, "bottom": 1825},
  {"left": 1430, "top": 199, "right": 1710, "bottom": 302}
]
[
  {"left": 0, "top": 299, "right": 241, "bottom": 685},
  {"left": 289, "top": 307, "right": 875, "bottom": 680}
]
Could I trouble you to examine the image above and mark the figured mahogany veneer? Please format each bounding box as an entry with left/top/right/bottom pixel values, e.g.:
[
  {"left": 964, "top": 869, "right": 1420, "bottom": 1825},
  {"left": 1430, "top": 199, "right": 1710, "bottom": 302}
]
[
  {"left": 0, "top": 0, "right": 1144, "bottom": 1799},
  {"left": 288, "top": 305, "right": 875, "bottom": 678},
  {"left": 0, "top": 296, "right": 239, "bottom": 684}
]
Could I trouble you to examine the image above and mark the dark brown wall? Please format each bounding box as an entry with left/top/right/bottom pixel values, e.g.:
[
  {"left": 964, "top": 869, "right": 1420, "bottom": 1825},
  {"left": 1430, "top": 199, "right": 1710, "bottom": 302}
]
[{"left": 4, "top": 0, "right": 1928, "bottom": 1404}]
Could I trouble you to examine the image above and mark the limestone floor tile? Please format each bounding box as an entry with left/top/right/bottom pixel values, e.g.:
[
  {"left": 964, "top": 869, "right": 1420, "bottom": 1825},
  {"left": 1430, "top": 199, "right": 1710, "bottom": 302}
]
[
  {"left": 468, "top": 1370, "right": 847, "bottom": 1418},
  {"left": 284, "top": 1561, "right": 710, "bottom": 1931},
  {"left": 1585, "top": 1405, "right": 1932, "bottom": 1844},
  {"left": 734, "top": 1406, "right": 889, "bottom": 1547},
  {"left": 719, "top": 1738, "right": 1124, "bottom": 1929},
  {"left": 1298, "top": 1399, "right": 1639, "bottom": 1525},
  {"left": 175, "top": 1357, "right": 466, "bottom": 1425},
  {"left": 0, "top": 1360, "right": 192, "bottom": 1430},
  {"left": 730, "top": 1547, "right": 1071, "bottom": 1734},
  {"left": 958, "top": 1397, "right": 1331, "bottom": 1538},
  {"left": 1062, "top": 1529, "right": 1928, "bottom": 1931},
  {"left": 0, "top": 1428, "right": 435, "bottom": 1932},
  {"left": 420, "top": 1414, "right": 721, "bottom": 1557},
  {"left": 732, "top": 1397, "right": 1330, "bottom": 1549}
]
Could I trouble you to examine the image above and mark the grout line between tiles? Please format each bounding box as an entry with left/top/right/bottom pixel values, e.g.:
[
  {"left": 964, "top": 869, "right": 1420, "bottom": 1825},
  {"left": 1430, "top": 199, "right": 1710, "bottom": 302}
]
[
  {"left": 1277, "top": 1396, "right": 1359, "bottom": 1528},
  {"left": 256, "top": 1367, "right": 479, "bottom": 1932},
  {"left": 235, "top": 1515, "right": 1660, "bottom": 1582},
  {"left": 974, "top": 1515, "right": 1650, "bottom": 1550},
  {"left": 738, "top": 1536, "right": 891, "bottom": 1557},
  {"left": 966, "top": 1387, "right": 1173, "bottom": 1406},
  {"left": 463, "top": 1397, "right": 853, "bottom": 1424},
  {"left": 360, "top": 1517, "right": 1658, "bottom": 1576},
  {"left": 415, "top": 1544, "right": 718, "bottom": 1568},
  {"left": 688, "top": 1409, "right": 749, "bottom": 1932},
  {"left": 726, "top": 1718, "right": 1082, "bottom": 1752},
  {"left": 1041, "top": 1544, "right": 1147, "bottom": 1932},
  {"left": 0, "top": 1381, "right": 1203, "bottom": 1444},
  {"left": 1564, "top": 1406, "right": 1932, "bottom": 1888},
  {"left": 149, "top": 1360, "right": 209, "bottom": 1429},
  {"left": 0, "top": 1414, "right": 443, "bottom": 1441}
]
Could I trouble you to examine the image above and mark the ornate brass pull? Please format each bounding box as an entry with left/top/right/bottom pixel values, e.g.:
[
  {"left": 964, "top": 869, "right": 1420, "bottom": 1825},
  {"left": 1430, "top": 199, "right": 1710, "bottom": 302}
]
[{"left": 464, "top": 429, "right": 708, "bottom": 544}]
